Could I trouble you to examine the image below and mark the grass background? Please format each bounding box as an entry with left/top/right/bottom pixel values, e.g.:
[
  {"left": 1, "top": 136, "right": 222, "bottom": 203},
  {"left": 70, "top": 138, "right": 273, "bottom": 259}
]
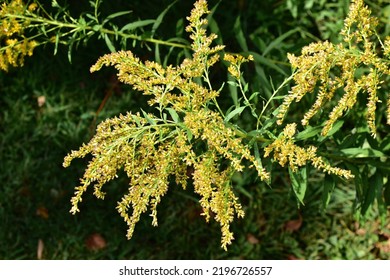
[{"left": 1, "top": 0, "right": 390, "bottom": 259}]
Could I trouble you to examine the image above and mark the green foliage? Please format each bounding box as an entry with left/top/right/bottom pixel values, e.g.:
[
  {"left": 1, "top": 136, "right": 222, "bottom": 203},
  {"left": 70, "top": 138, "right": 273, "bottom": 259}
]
[
  {"left": 1, "top": 0, "right": 390, "bottom": 255},
  {"left": 0, "top": 0, "right": 188, "bottom": 69}
]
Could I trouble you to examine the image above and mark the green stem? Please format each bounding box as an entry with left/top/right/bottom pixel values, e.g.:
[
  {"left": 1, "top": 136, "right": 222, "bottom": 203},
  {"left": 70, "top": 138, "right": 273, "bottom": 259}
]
[
  {"left": 99, "top": 27, "right": 190, "bottom": 49},
  {"left": 203, "top": 65, "right": 225, "bottom": 118},
  {"left": 231, "top": 125, "right": 269, "bottom": 143},
  {"left": 256, "top": 73, "right": 295, "bottom": 129},
  {"left": 5, "top": 14, "right": 190, "bottom": 49}
]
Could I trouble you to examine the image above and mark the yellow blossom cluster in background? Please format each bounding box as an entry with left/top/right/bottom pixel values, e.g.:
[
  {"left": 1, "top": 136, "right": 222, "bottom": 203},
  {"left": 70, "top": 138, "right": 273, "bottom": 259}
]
[
  {"left": 277, "top": 0, "right": 390, "bottom": 138},
  {"left": 0, "top": 0, "right": 38, "bottom": 71}
]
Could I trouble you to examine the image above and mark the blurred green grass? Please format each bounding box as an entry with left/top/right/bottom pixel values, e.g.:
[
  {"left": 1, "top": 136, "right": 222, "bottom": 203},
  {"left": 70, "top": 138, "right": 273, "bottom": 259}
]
[{"left": 1, "top": 0, "right": 390, "bottom": 260}]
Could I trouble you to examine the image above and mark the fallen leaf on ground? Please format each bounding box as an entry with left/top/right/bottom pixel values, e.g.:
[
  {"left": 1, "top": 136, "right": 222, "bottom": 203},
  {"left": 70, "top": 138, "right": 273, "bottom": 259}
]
[
  {"left": 376, "top": 239, "right": 390, "bottom": 254},
  {"left": 36, "top": 206, "right": 49, "bottom": 219},
  {"left": 246, "top": 233, "right": 260, "bottom": 245},
  {"left": 284, "top": 213, "right": 303, "bottom": 233},
  {"left": 85, "top": 233, "right": 107, "bottom": 251},
  {"left": 287, "top": 254, "right": 304, "bottom": 260}
]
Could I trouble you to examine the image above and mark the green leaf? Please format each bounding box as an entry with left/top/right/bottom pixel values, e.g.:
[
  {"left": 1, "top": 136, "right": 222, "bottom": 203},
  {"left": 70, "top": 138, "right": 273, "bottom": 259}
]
[
  {"left": 345, "top": 163, "right": 363, "bottom": 200},
  {"left": 52, "top": 0, "right": 60, "bottom": 8},
  {"left": 165, "top": 108, "right": 180, "bottom": 123},
  {"left": 236, "top": 185, "right": 253, "bottom": 199},
  {"left": 175, "top": 18, "right": 184, "bottom": 37},
  {"left": 120, "top": 19, "right": 156, "bottom": 32},
  {"left": 376, "top": 172, "right": 387, "bottom": 224},
  {"left": 131, "top": 114, "right": 142, "bottom": 126},
  {"left": 207, "top": 16, "right": 223, "bottom": 45},
  {"left": 263, "top": 28, "right": 300, "bottom": 56},
  {"left": 361, "top": 172, "right": 383, "bottom": 216},
  {"left": 250, "top": 52, "right": 287, "bottom": 75},
  {"left": 248, "top": 91, "right": 259, "bottom": 101},
  {"left": 102, "top": 10, "right": 132, "bottom": 25},
  {"left": 67, "top": 42, "right": 74, "bottom": 63},
  {"left": 243, "top": 82, "right": 249, "bottom": 93},
  {"left": 321, "top": 175, "right": 335, "bottom": 210},
  {"left": 104, "top": 34, "right": 116, "bottom": 52},
  {"left": 254, "top": 64, "right": 271, "bottom": 96},
  {"left": 318, "top": 120, "right": 344, "bottom": 141},
  {"left": 289, "top": 166, "right": 307, "bottom": 205},
  {"left": 384, "top": 180, "right": 390, "bottom": 206},
  {"left": 184, "top": 126, "right": 193, "bottom": 142},
  {"left": 340, "top": 147, "right": 386, "bottom": 158},
  {"left": 287, "top": 0, "right": 298, "bottom": 18},
  {"left": 92, "top": 24, "right": 102, "bottom": 32},
  {"left": 154, "top": 43, "right": 161, "bottom": 64},
  {"left": 233, "top": 16, "right": 248, "bottom": 52},
  {"left": 152, "top": 0, "right": 178, "bottom": 36},
  {"left": 224, "top": 106, "right": 246, "bottom": 122},
  {"left": 296, "top": 125, "right": 322, "bottom": 141},
  {"left": 257, "top": 117, "right": 277, "bottom": 134},
  {"left": 304, "top": 0, "right": 315, "bottom": 9},
  {"left": 227, "top": 74, "right": 238, "bottom": 107},
  {"left": 141, "top": 109, "right": 156, "bottom": 125},
  {"left": 253, "top": 142, "right": 263, "bottom": 168},
  {"left": 85, "top": 13, "right": 97, "bottom": 22},
  {"left": 53, "top": 32, "right": 60, "bottom": 56},
  {"left": 227, "top": 81, "right": 239, "bottom": 87},
  {"left": 379, "top": 135, "right": 390, "bottom": 151}
]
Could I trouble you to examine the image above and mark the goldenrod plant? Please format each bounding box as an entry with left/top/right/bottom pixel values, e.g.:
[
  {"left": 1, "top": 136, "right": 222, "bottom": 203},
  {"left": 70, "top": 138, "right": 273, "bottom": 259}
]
[
  {"left": 277, "top": 0, "right": 390, "bottom": 138},
  {"left": 0, "top": 0, "right": 38, "bottom": 70},
  {"left": 63, "top": 0, "right": 272, "bottom": 250},
  {"left": 63, "top": 0, "right": 355, "bottom": 250},
  {"left": 0, "top": 0, "right": 188, "bottom": 70},
  {"left": 2, "top": 0, "right": 390, "bottom": 250}
]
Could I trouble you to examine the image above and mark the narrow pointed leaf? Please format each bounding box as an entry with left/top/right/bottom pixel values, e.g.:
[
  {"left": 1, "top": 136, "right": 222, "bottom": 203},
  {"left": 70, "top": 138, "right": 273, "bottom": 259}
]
[
  {"left": 224, "top": 106, "right": 246, "bottom": 122},
  {"left": 289, "top": 166, "right": 307, "bottom": 205}
]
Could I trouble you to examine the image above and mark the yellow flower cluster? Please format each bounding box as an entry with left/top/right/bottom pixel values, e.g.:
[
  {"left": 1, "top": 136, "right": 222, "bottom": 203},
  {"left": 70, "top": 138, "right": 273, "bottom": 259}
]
[
  {"left": 277, "top": 0, "right": 390, "bottom": 138},
  {"left": 224, "top": 53, "right": 254, "bottom": 79},
  {"left": 64, "top": 0, "right": 360, "bottom": 250},
  {"left": 184, "top": 109, "right": 267, "bottom": 249},
  {"left": 264, "top": 123, "right": 354, "bottom": 179},
  {"left": 90, "top": 50, "right": 221, "bottom": 112},
  {"left": 65, "top": 0, "right": 268, "bottom": 250},
  {"left": 0, "top": 0, "right": 38, "bottom": 71}
]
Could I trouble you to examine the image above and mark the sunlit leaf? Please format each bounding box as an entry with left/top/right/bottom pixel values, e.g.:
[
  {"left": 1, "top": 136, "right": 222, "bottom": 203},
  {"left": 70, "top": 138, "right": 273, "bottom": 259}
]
[
  {"left": 224, "top": 106, "right": 246, "bottom": 122},
  {"left": 289, "top": 166, "right": 307, "bottom": 205}
]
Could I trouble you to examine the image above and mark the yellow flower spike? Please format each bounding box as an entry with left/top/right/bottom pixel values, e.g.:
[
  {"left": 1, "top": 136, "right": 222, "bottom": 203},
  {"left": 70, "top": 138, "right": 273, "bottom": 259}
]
[
  {"left": 28, "top": 3, "right": 38, "bottom": 12},
  {"left": 279, "top": 0, "right": 390, "bottom": 138},
  {"left": 265, "top": 123, "right": 353, "bottom": 179}
]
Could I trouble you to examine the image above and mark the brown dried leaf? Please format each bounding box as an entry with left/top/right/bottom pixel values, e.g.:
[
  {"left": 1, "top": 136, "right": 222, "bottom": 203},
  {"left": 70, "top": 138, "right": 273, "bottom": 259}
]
[
  {"left": 284, "top": 214, "right": 303, "bottom": 233},
  {"left": 246, "top": 233, "right": 260, "bottom": 245},
  {"left": 36, "top": 206, "right": 49, "bottom": 219},
  {"left": 376, "top": 238, "right": 390, "bottom": 254},
  {"left": 85, "top": 233, "right": 107, "bottom": 251},
  {"left": 18, "top": 186, "right": 31, "bottom": 197},
  {"left": 287, "top": 254, "right": 304, "bottom": 260}
]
